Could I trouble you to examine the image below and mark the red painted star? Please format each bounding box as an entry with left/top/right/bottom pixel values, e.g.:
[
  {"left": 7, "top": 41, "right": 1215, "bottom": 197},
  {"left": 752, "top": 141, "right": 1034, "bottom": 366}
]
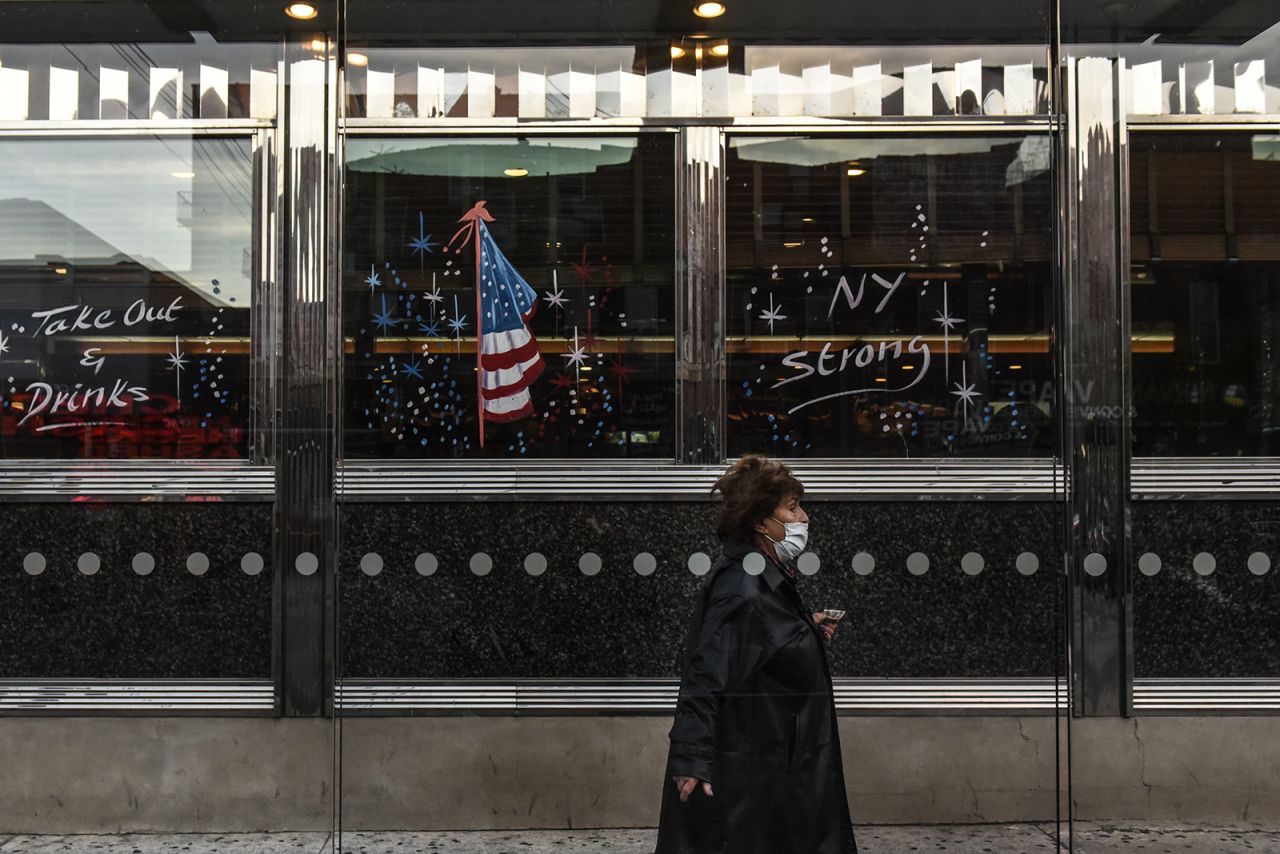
[
  {"left": 572, "top": 246, "right": 594, "bottom": 285},
  {"left": 608, "top": 354, "right": 634, "bottom": 396},
  {"left": 550, "top": 372, "right": 575, "bottom": 390}
]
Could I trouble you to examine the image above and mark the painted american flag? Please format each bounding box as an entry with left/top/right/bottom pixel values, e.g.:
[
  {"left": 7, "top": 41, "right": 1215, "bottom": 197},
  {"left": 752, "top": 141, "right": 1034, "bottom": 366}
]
[{"left": 474, "top": 213, "right": 544, "bottom": 425}]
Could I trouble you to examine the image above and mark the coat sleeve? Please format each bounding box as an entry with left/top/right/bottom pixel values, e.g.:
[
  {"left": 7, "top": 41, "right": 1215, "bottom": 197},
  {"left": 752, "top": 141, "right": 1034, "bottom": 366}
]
[{"left": 665, "top": 591, "right": 771, "bottom": 784}]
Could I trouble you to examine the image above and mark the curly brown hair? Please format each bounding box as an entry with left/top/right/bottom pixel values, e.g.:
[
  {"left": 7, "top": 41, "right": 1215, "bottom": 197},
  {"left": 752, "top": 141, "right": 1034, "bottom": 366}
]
[{"left": 711, "top": 454, "right": 805, "bottom": 543}]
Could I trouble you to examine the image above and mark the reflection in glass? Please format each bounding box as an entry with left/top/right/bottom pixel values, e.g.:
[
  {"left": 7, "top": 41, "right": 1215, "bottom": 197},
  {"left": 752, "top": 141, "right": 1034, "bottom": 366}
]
[
  {"left": 343, "top": 135, "right": 676, "bottom": 458},
  {"left": 0, "top": 136, "right": 254, "bottom": 458},
  {"left": 725, "top": 135, "right": 1055, "bottom": 457},
  {"left": 1129, "top": 132, "right": 1280, "bottom": 456}
]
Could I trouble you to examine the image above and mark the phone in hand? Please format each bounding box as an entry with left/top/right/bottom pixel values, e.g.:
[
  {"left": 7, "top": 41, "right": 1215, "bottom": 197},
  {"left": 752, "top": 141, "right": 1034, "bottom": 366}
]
[{"left": 821, "top": 609, "right": 846, "bottom": 623}]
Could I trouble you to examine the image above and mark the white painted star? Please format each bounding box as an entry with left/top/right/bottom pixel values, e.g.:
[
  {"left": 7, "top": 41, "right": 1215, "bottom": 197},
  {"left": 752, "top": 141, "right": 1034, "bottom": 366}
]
[
  {"left": 933, "top": 308, "right": 965, "bottom": 332},
  {"left": 166, "top": 336, "right": 188, "bottom": 404},
  {"left": 424, "top": 281, "right": 443, "bottom": 307},
  {"left": 951, "top": 363, "right": 981, "bottom": 416},
  {"left": 165, "top": 337, "right": 188, "bottom": 373},
  {"left": 758, "top": 293, "right": 786, "bottom": 333},
  {"left": 543, "top": 284, "right": 569, "bottom": 310},
  {"left": 0, "top": 332, "right": 9, "bottom": 356},
  {"left": 563, "top": 327, "right": 588, "bottom": 370}
]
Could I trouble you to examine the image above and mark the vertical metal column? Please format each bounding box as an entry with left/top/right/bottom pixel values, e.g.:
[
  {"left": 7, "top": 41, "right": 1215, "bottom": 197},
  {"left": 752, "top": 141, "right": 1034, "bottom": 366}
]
[
  {"left": 1063, "top": 56, "right": 1134, "bottom": 717},
  {"left": 275, "top": 46, "right": 337, "bottom": 717},
  {"left": 676, "top": 126, "right": 726, "bottom": 464}
]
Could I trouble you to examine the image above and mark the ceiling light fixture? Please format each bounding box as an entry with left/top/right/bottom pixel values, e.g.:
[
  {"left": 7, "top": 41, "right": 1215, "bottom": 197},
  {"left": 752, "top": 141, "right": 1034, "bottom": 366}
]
[
  {"left": 284, "top": 2, "right": 317, "bottom": 20},
  {"left": 170, "top": 171, "right": 196, "bottom": 178},
  {"left": 710, "top": 42, "right": 730, "bottom": 57},
  {"left": 693, "top": 2, "right": 726, "bottom": 18},
  {"left": 783, "top": 241, "right": 802, "bottom": 248},
  {"left": 801, "top": 216, "right": 815, "bottom": 223},
  {"left": 309, "top": 38, "right": 327, "bottom": 51},
  {"left": 347, "top": 52, "right": 368, "bottom": 67},
  {"left": 54, "top": 267, "right": 68, "bottom": 275},
  {"left": 670, "top": 45, "right": 686, "bottom": 59},
  {"left": 846, "top": 166, "right": 866, "bottom": 177},
  {"left": 504, "top": 167, "right": 529, "bottom": 178}
]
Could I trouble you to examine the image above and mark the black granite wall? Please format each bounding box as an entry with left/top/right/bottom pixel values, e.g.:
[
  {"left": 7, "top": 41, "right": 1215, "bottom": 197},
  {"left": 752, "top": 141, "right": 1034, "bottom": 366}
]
[
  {"left": 0, "top": 504, "right": 273, "bottom": 678},
  {"left": 10, "top": 498, "right": 1272, "bottom": 681},
  {"left": 1133, "top": 501, "right": 1280, "bottom": 678},
  {"left": 337, "top": 501, "right": 1065, "bottom": 679}
]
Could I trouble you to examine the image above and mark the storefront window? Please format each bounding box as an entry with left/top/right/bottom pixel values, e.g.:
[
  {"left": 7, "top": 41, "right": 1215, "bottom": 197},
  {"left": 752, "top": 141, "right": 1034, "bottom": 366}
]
[
  {"left": 342, "top": 134, "right": 676, "bottom": 459},
  {"left": 1129, "top": 132, "right": 1280, "bottom": 456},
  {"left": 724, "top": 134, "right": 1055, "bottom": 457},
  {"left": 0, "top": 136, "right": 254, "bottom": 459}
]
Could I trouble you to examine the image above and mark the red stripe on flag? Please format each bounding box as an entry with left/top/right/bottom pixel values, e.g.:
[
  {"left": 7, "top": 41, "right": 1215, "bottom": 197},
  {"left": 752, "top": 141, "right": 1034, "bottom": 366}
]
[
  {"left": 480, "top": 336, "right": 541, "bottom": 371},
  {"left": 480, "top": 357, "right": 545, "bottom": 401}
]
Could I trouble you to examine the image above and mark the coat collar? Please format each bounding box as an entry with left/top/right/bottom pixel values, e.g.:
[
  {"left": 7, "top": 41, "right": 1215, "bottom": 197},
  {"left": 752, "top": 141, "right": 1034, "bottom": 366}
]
[{"left": 721, "top": 538, "right": 787, "bottom": 592}]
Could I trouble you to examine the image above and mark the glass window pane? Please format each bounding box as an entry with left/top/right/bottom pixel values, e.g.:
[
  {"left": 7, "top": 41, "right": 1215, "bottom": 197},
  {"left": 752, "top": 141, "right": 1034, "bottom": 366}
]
[
  {"left": 724, "top": 134, "right": 1055, "bottom": 457},
  {"left": 342, "top": 134, "right": 676, "bottom": 458},
  {"left": 1129, "top": 132, "right": 1280, "bottom": 456},
  {"left": 0, "top": 136, "right": 254, "bottom": 459}
]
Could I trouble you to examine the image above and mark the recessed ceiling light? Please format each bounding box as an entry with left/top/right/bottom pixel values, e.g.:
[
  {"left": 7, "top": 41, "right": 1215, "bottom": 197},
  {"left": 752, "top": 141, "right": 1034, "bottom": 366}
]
[
  {"left": 170, "top": 171, "right": 196, "bottom": 178},
  {"left": 801, "top": 216, "right": 815, "bottom": 223},
  {"left": 783, "top": 241, "right": 802, "bottom": 248},
  {"left": 1009, "top": 364, "right": 1023, "bottom": 370},
  {"left": 693, "top": 2, "right": 726, "bottom": 18},
  {"left": 284, "top": 2, "right": 317, "bottom": 20},
  {"left": 347, "top": 52, "right": 368, "bottom": 67},
  {"left": 846, "top": 166, "right": 866, "bottom": 177},
  {"left": 710, "top": 42, "right": 730, "bottom": 57},
  {"left": 504, "top": 167, "right": 529, "bottom": 178},
  {"left": 309, "top": 38, "right": 327, "bottom": 51},
  {"left": 54, "top": 267, "right": 68, "bottom": 275},
  {"left": 670, "top": 45, "right": 686, "bottom": 59}
]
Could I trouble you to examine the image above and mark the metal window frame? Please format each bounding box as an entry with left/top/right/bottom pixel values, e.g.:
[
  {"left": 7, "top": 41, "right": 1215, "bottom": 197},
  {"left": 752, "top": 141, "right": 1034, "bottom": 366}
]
[
  {"left": 0, "top": 120, "right": 281, "bottom": 501},
  {"left": 336, "top": 115, "right": 1068, "bottom": 500},
  {"left": 1124, "top": 115, "right": 1280, "bottom": 499}
]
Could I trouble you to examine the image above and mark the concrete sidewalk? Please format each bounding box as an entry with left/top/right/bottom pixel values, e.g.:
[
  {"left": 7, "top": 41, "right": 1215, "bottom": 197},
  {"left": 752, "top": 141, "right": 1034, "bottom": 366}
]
[{"left": 2, "top": 825, "right": 1279, "bottom": 853}]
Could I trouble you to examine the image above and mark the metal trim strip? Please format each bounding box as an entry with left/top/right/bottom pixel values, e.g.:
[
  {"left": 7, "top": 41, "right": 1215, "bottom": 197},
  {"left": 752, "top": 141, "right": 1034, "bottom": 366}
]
[
  {"left": 0, "top": 680, "right": 275, "bottom": 713},
  {"left": 336, "top": 459, "right": 1066, "bottom": 500},
  {"left": 0, "top": 462, "right": 276, "bottom": 499},
  {"left": 1124, "top": 116, "right": 1280, "bottom": 129},
  {"left": 334, "top": 678, "right": 1067, "bottom": 713},
  {"left": 1133, "top": 679, "right": 1280, "bottom": 712},
  {"left": 1131, "top": 458, "right": 1280, "bottom": 498},
  {"left": 0, "top": 120, "right": 274, "bottom": 134},
  {"left": 342, "top": 118, "right": 1056, "bottom": 132}
]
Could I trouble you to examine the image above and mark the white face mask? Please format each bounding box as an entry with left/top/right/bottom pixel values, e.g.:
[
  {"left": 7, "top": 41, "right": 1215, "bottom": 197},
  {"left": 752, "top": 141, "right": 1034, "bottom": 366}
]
[{"left": 764, "top": 517, "right": 808, "bottom": 564}]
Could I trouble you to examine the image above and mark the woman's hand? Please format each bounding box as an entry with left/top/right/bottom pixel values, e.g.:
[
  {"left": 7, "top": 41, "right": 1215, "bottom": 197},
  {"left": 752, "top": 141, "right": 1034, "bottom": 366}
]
[
  {"left": 813, "top": 612, "right": 838, "bottom": 641},
  {"left": 672, "top": 775, "right": 713, "bottom": 802}
]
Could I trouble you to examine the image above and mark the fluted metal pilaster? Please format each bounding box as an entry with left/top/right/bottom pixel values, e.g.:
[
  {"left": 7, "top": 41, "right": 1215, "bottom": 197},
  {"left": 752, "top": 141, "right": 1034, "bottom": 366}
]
[
  {"left": 1063, "top": 56, "right": 1134, "bottom": 717},
  {"left": 675, "top": 126, "right": 725, "bottom": 465},
  {"left": 275, "top": 48, "right": 337, "bottom": 718}
]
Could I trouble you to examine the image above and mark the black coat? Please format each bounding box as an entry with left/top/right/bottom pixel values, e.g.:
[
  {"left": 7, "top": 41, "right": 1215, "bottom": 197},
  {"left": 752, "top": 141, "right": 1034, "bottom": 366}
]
[{"left": 655, "top": 539, "right": 858, "bottom": 854}]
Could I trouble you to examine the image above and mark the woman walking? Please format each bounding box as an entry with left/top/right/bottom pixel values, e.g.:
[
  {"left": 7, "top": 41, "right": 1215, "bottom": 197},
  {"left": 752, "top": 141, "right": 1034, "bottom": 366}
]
[{"left": 655, "top": 454, "right": 858, "bottom": 854}]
